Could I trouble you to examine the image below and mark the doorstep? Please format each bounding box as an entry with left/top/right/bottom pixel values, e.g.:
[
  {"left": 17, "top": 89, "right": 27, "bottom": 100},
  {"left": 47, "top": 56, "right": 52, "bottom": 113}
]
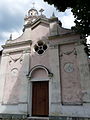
[{"left": 28, "top": 116, "right": 49, "bottom": 120}]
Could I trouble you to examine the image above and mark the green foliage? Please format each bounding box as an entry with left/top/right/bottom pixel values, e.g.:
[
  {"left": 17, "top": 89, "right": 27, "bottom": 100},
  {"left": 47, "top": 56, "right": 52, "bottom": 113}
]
[{"left": 44, "top": 0, "right": 90, "bottom": 37}]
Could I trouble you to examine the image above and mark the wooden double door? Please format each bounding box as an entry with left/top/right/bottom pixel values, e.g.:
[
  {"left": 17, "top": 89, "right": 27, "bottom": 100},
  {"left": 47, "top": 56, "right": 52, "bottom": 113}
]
[{"left": 32, "top": 81, "right": 49, "bottom": 116}]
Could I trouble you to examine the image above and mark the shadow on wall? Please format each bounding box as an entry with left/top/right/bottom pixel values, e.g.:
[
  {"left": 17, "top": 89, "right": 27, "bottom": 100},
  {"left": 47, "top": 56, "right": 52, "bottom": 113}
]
[
  {"left": 1, "top": 51, "right": 30, "bottom": 116},
  {"left": 1, "top": 20, "right": 89, "bottom": 118},
  {"left": 1, "top": 23, "right": 52, "bottom": 117}
]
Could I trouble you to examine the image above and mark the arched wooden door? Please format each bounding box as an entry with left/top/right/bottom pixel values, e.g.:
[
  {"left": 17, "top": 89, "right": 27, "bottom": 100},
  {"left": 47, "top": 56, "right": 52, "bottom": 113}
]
[{"left": 32, "top": 81, "right": 49, "bottom": 116}]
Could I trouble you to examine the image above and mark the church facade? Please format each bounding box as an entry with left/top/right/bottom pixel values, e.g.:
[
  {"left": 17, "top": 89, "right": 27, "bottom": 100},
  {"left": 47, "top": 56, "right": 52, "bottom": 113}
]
[{"left": 0, "top": 7, "right": 90, "bottom": 120}]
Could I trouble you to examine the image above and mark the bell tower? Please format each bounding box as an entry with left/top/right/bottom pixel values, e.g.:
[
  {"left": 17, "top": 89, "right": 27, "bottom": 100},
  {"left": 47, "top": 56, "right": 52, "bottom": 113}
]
[{"left": 24, "top": 4, "right": 38, "bottom": 25}]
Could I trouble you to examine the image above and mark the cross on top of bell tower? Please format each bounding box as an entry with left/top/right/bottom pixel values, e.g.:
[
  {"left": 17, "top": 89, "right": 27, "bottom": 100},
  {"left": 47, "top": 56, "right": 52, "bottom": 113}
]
[
  {"left": 28, "top": 2, "right": 38, "bottom": 16},
  {"left": 32, "top": 2, "right": 35, "bottom": 8},
  {"left": 39, "top": 8, "right": 44, "bottom": 15},
  {"left": 24, "top": 3, "right": 46, "bottom": 27}
]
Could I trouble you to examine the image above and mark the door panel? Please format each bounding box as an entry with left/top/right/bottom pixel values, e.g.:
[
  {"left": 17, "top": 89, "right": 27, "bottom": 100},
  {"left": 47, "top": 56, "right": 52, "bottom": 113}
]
[{"left": 32, "top": 81, "right": 49, "bottom": 116}]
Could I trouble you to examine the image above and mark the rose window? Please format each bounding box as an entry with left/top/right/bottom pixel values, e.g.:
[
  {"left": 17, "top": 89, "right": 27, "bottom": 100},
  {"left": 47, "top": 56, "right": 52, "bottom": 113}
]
[{"left": 34, "top": 41, "right": 47, "bottom": 55}]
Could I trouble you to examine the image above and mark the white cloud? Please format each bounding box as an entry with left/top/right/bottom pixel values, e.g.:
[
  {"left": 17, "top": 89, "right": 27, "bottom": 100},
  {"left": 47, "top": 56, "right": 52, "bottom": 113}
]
[
  {"left": 87, "top": 36, "right": 90, "bottom": 44},
  {"left": 60, "top": 9, "right": 75, "bottom": 28},
  {"left": 0, "top": 0, "right": 76, "bottom": 49},
  {"left": 11, "top": 30, "right": 23, "bottom": 40}
]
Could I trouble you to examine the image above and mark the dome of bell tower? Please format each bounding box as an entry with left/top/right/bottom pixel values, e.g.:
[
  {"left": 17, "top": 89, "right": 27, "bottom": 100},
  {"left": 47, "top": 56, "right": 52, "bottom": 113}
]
[
  {"left": 28, "top": 8, "right": 38, "bottom": 16},
  {"left": 24, "top": 4, "right": 39, "bottom": 26}
]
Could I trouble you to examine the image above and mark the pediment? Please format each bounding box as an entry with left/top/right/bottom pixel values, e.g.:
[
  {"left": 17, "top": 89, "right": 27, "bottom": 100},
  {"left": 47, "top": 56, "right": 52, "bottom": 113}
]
[{"left": 24, "top": 17, "right": 49, "bottom": 31}]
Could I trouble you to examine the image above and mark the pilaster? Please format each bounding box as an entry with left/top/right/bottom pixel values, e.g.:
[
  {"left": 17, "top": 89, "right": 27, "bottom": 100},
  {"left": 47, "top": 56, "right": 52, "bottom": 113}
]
[{"left": 49, "top": 45, "right": 61, "bottom": 115}]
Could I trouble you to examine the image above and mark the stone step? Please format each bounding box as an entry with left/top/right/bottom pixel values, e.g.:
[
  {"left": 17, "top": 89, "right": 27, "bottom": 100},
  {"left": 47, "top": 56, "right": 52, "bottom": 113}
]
[
  {"left": 28, "top": 119, "right": 48, "bottom": 120},
  {"left": 28, "top": 117, "right": 49, "bottom": 120}
]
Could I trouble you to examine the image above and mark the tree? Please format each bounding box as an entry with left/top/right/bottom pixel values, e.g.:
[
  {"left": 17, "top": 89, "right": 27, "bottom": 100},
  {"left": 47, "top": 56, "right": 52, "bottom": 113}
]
[{"left": 44, "top": 0, "right": 90, "bottom": 37}]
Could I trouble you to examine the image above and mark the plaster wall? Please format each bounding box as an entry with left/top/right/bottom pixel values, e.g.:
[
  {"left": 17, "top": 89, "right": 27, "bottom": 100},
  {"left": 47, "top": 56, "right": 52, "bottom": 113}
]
[
  {"left": 0, "top": 22, "right": 50, "bottom": 115},
  {"left": 59, "top": 43, "right": 82, "bottom": 104},
  {"left": 49, "top": 45, "right": 61, "bottom": 115},
  {"left": 6, "top": 23, "right": 49, "bottom": 45},
  {"left": 3, "top": 44, "right": 31, "bottom": 53},
  {"left": 76, "top": 45, "right": 90, "bottom": 102},
  {"left": 0, "top": 49, "right": 30, "bottom": 114},
  {"left": 49, "top": 40, "right": 90, "bottom": 117},
  {"left": 0, "top": 16, "right": 90, "bottom": 118},
  {"left": 31, "top": 68, "right": 48, "bottom": 79},
  {"left": 30, "top": 49, "right": 50, "bottom": 69}
]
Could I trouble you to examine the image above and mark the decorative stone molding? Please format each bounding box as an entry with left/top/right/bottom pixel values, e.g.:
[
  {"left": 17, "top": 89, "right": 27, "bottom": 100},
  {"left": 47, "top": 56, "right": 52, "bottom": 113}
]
[
  {"left": 2, "top": 48, "right": 31, "bottom": 55},
  {"left": 48, "top": 34, "right": 82, "bottom": 47},
  {"left": 2, "top": 40, "right": 32, "bottom": 49},
  {"left": 64, "top": 62, "right": 74, "bottom": 73},
  {"left": 49, "top": 17, "right": 58, "bottom": 23},
  {"left": 11, "top": 68, "right": 18, "bottom": 77},
  {"left": 9, "top": 53, "right": 23, "bottom": 63},
  {"left": 2, "top": 53, "right": 9, "bottom": 57},
  {"left": 23, "top": 17, "right": 49, "bottom": 31},
  {"left": 27, "top": 65, "right": 53, "bottom": 79},
  {"left": 49, "top": 45, "right": 58, "bottom": 49},
  {"left": 60, "top": 48, "right": 77, "bottom": 57},
  {"left": 34, "top": 40, "right": 48, "bottom": 55}
]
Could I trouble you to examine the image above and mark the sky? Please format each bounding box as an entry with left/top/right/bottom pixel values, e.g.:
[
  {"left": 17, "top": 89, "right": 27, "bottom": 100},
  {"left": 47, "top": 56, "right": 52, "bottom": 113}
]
[{"left": 0, "top": 0, "right": 90, "bottom": 49}]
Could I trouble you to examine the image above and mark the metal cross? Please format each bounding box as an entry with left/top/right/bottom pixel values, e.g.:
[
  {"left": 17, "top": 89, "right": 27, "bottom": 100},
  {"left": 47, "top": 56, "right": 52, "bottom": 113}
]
[
  {"left": 32, "top": 2, "right": 35, "bottom": 8},
  {"left": 39, "top": 8, "right": 44, "bottom": 15}
]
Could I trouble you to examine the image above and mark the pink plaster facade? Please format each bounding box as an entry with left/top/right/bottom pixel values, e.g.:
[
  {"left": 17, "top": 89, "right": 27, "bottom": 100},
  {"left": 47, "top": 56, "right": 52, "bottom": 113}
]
[
  {"left": 59, "top": 44, "right": 82, "bottom": 104},
  {"left": 31, "top": 68, "right": 48, "bottom": 79},
  {"left": 3, "top": 52, "right": 22, "bottom": 104},
  {"left": 0, "top": 6, "right": 90, "bottom": 120}
]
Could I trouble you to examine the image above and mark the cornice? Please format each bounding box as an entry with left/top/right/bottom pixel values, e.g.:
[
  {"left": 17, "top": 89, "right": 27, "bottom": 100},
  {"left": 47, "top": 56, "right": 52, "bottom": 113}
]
[
  {"left": 48, "top": 32, "right": 77, "bottom": 40},
  {"left": 31, "top": 19, "right": 49, "bottom": 30},
  {"left": 49, "top": 17, "right": 58, "bottom": 23},
  {"left": 48, "top": 33, "right": 83, "bottom": 45},
  {"left": 2, "top": 40, "right": 32, "bottom": 48},
  {"left": 2, "top": 47, "right": 31, "bottom": 56}
]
